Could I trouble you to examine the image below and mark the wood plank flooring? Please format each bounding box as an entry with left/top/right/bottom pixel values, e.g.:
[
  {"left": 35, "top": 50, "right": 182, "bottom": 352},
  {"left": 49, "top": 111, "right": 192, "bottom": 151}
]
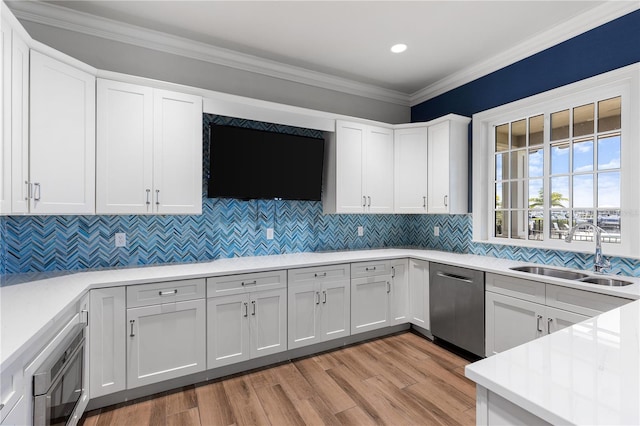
[{"left": 80, "top": 332, "right": 476, "bottom": 426}]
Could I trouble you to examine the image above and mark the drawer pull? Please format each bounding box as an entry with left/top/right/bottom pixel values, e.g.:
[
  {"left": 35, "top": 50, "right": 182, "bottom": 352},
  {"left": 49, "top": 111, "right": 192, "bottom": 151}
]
[
  {"left": 365, "top": 266, "right": 377, "bottom": 272},
  {"left": 322, "top": 290, "right": 327, "bottom": 304},
  {"left": 242, "top": 280, "right": 257, "bottom": 286},
  {"left": 387, "top": 281, "right": 391, "bottom": 293},
  {"left": 129, "top": 320, "right": 135, "bottom": 337},
  {"left": 547, "top": 318, "right": 553, "bottom": 334},
  {"left": 315, "top": 292, "right": 320, "bottom": 305},
  {"left": 158, "top": 289, "right": 178, "bottom": 296},
  {"left": 536, "top": 315, "right": 543, "bottom": 332},
  {"left": 252, "top": 300, "right": 256, "bottom": 316},
  {"left": 243, "top": 302, "right": 248, "bottom": 317},
  {"left": 315, "top": 272, "right": 327, "bottom": 278}
]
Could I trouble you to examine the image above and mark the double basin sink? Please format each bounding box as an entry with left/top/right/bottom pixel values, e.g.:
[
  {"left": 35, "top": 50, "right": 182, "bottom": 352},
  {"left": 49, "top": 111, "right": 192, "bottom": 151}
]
[{"left": 510, "top": 265, "right": 633, "bottom": 287}]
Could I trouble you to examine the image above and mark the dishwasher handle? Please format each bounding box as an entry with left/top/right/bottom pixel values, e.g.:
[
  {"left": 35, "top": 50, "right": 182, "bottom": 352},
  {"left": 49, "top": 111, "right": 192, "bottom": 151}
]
[{"left": 435, "top": 271, "right": 474, "bottom": 284}]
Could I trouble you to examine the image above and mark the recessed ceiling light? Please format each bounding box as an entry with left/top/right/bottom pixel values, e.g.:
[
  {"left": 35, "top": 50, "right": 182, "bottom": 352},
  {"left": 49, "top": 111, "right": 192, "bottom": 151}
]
[{"left": 391, "top": 43, "right": 407, "bottom": 53}]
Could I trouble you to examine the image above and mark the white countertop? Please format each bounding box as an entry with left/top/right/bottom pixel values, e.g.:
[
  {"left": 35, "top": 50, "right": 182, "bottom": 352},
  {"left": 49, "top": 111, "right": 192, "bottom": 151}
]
[
  {"left": 2, "top": 248, "right": 640, "bottom": 371},
  {"left": 465, "top": 299, "right": 640, "bottom": 425}
]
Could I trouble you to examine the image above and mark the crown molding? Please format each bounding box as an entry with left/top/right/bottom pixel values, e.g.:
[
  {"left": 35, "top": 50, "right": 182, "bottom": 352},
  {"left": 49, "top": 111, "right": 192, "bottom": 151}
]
[
  {"left": 7, "top": 0, "right": 411, "bottom": 107},
  {"left": 409, "top": 2, "right": 640, "bottom": 106}
]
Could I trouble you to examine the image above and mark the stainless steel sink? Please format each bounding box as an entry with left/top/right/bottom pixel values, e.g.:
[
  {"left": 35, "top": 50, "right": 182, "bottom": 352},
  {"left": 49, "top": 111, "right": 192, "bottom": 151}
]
[
  {"left": 578, "top": 276, "right": 633, "bottom": 287},
  {"left": 510, "top": 266, "right": 590, "bottom": 280}
]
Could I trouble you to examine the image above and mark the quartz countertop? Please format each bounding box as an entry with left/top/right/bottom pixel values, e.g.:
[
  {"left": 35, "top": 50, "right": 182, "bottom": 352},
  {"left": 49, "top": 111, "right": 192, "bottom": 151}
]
[
  {"left": 2, "top": 248, "right": 640, "bottom": 369},
  {"left": 465, "top": 298, "right": 640, "bottom": 425}
]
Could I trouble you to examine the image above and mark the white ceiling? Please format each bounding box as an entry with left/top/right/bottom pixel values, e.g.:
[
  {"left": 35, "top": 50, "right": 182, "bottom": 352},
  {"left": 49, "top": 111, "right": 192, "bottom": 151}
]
[{"left": 13, "top": 1, "right": 640, "bottom": 104}]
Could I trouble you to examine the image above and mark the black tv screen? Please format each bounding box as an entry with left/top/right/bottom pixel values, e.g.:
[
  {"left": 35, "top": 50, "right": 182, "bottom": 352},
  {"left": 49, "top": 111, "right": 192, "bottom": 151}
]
[{"left": 208, "top": 124, "right": 325, "bottom": 201}]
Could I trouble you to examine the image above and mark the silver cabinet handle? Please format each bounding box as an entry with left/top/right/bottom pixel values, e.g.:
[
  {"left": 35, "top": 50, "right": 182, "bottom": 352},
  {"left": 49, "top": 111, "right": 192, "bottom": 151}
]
[
  {"left": 387, "top": 281, "right": 391, "bottom": 293},
  {"left": 34, "top": 182, "right": 41, "bottom": 201},
  {"left": 536, "top": 315, "right": 543, "bottom": 332},
  {"left": 243, "top": 302, "right": 248, "bottom": 317},
  {"left": 423, "top": 196, "right": 426, "bottom": 208},
  {"left": 0, "top": 403, "right": 4, "bottom": 411},
  {"left": 251, "top": 300, "right": 256, "bottom": 316},
  {"left": 391, "top": 266, "right": 395, "bottom": 278},
  {"left": 129, "top": 320, "right": 135, "bottom": 337},
  {"left": 146, "top": 189, "right": 151, "bottom": 205},
  {"left": 322, "top": 290, "right": 327, "bottom": 304},
  {"left": 81, "top": 309, "right": 89, "bottom": 327},
  {"left": 367, "top": 196, "right": 371, "bottom": 207},
  {"left": 365, "top": 266, "right": 376, "bottom": 272},
  {"left": 241, "top": 280, "right": 257, "bottom": 286},
  {"left": 155, "top": 189, "right": 160, "bottom": 205},
  {"left": 362, "top": 196, "right": 366, "bottom": 207},
  {"left": 159, "top": 289, "right": 178, "bottom": 296},
  {"left": 25, "top": 181, "right": 30, "bottom": 201},
  {"left": 547, "top": 318, "right": 553, "bottom": 334},
  {"left": 315, "top": 292, "right": 320, "bottom": 305},
  {"left": 314, "top": 272, "right": 327, "bottom": 278},
  {"left": 435, "top": 271, "right": 472, "bottom": 283},
  {"left": 444, "top": 195, "right": 448, "bottom": 207}
]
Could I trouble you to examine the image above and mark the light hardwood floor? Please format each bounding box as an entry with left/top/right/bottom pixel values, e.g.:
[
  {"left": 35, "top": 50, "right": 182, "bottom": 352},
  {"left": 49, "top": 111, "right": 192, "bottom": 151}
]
[{"left": 81, "top": 332, "right": 476, "bottom": 426}]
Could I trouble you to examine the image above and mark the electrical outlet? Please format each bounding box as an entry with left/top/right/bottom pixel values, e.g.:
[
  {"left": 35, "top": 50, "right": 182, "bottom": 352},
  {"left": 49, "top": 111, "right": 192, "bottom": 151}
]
[
  {"left": 115, "top": 232, "right": 126, "bottom": 247},
  {"left": 357, "top": 226, "right": 364, "bottom": 237},
  {"left": 434, "top": 226, "right": 440, "bottom": 237},
  {"left": 266, "top": 228, "right": 274, "bottom": 240}
]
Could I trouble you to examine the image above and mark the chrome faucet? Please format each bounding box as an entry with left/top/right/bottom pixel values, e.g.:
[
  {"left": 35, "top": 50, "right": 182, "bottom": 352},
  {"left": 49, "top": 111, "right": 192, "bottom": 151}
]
[{"left": 565, "top": 223, "right": 611, "bottom": 274}]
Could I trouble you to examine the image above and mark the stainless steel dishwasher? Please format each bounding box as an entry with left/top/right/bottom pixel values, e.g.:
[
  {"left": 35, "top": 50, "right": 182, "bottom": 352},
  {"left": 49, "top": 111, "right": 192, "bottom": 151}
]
[{"left": 429, "top": 262, "right": 485, "bottom": 357}]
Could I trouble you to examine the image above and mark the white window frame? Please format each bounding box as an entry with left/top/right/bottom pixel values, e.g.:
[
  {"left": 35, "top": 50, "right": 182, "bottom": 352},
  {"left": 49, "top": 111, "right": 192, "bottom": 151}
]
[{"left": 472, "top": 64, "right": 640, "bottom": 259}]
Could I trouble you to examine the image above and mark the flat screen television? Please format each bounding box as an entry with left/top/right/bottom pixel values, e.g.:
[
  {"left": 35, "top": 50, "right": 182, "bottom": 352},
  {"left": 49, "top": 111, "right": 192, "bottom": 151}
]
[{"left": 208, "top": 124, "right": 325, "bottom": 201}]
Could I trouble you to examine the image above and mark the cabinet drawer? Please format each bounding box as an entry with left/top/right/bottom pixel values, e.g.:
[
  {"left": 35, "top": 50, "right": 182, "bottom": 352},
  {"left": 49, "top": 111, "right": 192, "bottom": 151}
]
[
  {"left": 0, "top": 363, "right": 23, "bottom": 423},
  {"left": 127, "top": 279, "right": 205, "bottom": 308},
  {"left": 288, "top": 264, "right": 350, "bottom": 284},
  {"left": 207, "top": 270, "right": 286, "bottom": 297},
  {"left": 486, "top": 273, "right": 545, "bottom": 304},
  {"left": 351, "top": 260, "right": 392, "bottom": 278},
  {"left": 546, "top": 284, "right": 632, "bottom": 317}
]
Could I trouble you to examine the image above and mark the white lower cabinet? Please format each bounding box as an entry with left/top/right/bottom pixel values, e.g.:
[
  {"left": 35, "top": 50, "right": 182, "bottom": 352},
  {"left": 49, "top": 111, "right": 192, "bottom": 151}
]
[
  {"left": 127, "top": 299, "right": 206, "bottom": 388},
  {"left": 351, "top": 261, "right": 393, "bottom": 334},
  {"left": 408, "top": 259, "right": 430, "bottom": 329},
  {"left": 287, "top": 264, "right": 350, "bottom": 349},
  {"left": 207, "top": 275, "right": 287, "bottom": 369},
  {"left": 389, "top": 259, "right": 409, "bottom": 325},
  {"left": 89, "top": 287, "right": 126, "bottom": 398}
]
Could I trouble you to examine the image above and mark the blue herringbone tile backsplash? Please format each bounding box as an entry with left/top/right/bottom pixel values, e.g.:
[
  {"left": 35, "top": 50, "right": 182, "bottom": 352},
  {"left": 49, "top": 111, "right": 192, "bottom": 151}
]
[{"left": 1, "top": 115, "right": 639, "bottom": 276}]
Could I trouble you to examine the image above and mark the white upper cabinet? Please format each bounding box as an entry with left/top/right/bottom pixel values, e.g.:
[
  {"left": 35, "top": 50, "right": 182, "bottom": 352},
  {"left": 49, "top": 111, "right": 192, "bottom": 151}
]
[
  {"left": 325, "top": 120, "right": 394, "bottom": 214},
  {"left": 394, "top": 127, "right": 428, "bottom": 213},
  {"left": 427, "top": 115, "right": 470, "bottom": 214},
  {"left": 29, "top": 50, "right": 95, "bottom": 214},
  {"left": 97, "top": 80, "right": 202, "bottom": 215}
]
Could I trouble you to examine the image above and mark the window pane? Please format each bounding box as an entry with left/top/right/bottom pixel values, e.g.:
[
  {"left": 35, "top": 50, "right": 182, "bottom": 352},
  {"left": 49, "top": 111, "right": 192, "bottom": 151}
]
[
  {"left": 573, "top": 103, "right": 594, "bottom": 137},
  {"left": 495, "top": 182, "right": 508, "bottom": 209},
  {"left": 511, "top": 211, "right": 526, "bottom": 239},
  {"left": 573, "top": 139, "right": 593, "bottom": 172},
  {"left": 551, "top": 109, "right": 569, "bottom": 141},
  {"left": 551, "top": 143, "right": 569, "bottom": 175},
  {"left": 511, "top": 180, "right": 525, "bottom": 209},
  {"left": 510, "top": 150, "right": 526, "bottom": 180},
  {"left": 511, "top": 119, "right": 526, "bottom": 149},
  {"left": 528, "top": 148, "right": 543, "bottom": 178},
  {"left": 529, "top": 211, "right": 544, "bottom": 241},
  {"left": 496, "top": 124, "right": 509, "bottom": 151},
  {"left": 598, "top": 97, "right": 621, "bottom": 132},
  {"left": 573, "top": 210, "right": 595, "bottom": 242},
  {"left": 598, "top": 134, "right": 620, "bottom": 170},
  {"left": 550, "top": 210, "right": 570, "bottom": 240},
  {"left": 598, "top": 210, "right": 620, "bottom": 243},
  {"left": 495, "top": 152, "right": 508, "bottom": 180},
  {"left": 550, "top": 176, "right": 569, "bottom": 208},
  {"left": 528, "top": 179, "right": 543, "bottom": 209},
  {"left": 529, "top": 115, "right": 543, "bottom": 146},
  {"left": 495, "top": 211, "right": 507, "bottom": 238},
  {"left": 573, "top": 174, "right": 594, "bottom": 208},
  {"left": 597, "top": 171, "right": 620, "bottom": 208}
]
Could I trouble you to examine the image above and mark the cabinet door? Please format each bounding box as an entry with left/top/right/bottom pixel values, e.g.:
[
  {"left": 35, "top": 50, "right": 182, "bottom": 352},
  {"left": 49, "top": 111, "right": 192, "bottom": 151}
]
[
  {"left": 365, "top": 125, "right": 394, "bottom": 213},
  {"left": 427, "top": 121, "right": 450, "bottom": 214},
  {"left": 29, "top": 50, "right": 95, "bottom": 214},
  {"left": 89, "top": 287, "right": 126, "bottom": 398},
  {"left": 288, "top": 280, "right": 322, "bottom": 349},
  {"left": 389, "top": 259, "right": 409, "bottom": 325},
  {"left": 351, "top": 275, "right": 390, "bottom": 334},
  {"left": 1, "top": 21, "right": 11, "bottom": 214},
  {"left": 96, "top": 79, "right": 153, "bottom": 214},
  {"left": 321, "top": 278, "right": 350, "bottom": 341},
  {"left": 152, "top": 89, "right": 202, "bottom": 214},
  {"left": 394, "top": 127, "right": 428, "bottom": 213},
  {"left": 127, "top": 299, "right": 206, "bottom": 388},
  {"left": 409, "top": 259, "right": 430, "bottom": 329},
  {"left": 545, "top": 306, "right": 589, "bottom": 334},
  {"left": 207, "top": 294, "right": 251, "bottom": 368},
  {"left": 335, "top": 121, "right": 365, "bottom": 213},
  {"left": 250, "top": 288, "right": 287, "bottom": 359},
  {"left": 485, "top": 292, "right": 543, "bottom": 356}
]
